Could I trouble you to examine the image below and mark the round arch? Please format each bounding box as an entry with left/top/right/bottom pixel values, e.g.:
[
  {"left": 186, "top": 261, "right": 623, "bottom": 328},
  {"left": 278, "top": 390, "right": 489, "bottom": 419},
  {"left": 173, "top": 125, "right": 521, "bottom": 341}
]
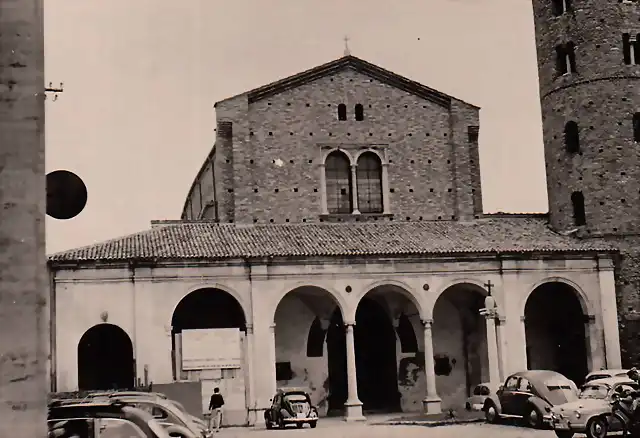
[
  {"left": 352, "top": 279, "right": 425, "bottom": 322},
  {"left": 171, "top": 287, "right": 247, "bottom": 332},
  {"left": 428, "top": 279, "right": 489, "bottom": 319},
  {"left": 170, "top": 283, "right": 250, "bottom": 325},
  {"left": 321, "top": 148, "right": 356, "bottom": 166},
  {"left": 77, "top": 323, "right": 134, "bottom": 391},
  {"left": 520, "top": 277, "right": 592, "bottom": 317},
  {"left": 353, "top": 148, "right": 386, "bottom": 165},
  {"left": 270, "top": 282, "right": 348, "bottom": 324}
]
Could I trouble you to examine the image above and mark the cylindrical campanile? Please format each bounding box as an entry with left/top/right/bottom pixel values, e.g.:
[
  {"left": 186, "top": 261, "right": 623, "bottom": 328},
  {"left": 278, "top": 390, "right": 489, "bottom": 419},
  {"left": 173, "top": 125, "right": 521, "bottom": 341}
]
[{"left": 532, "top": 0, "right": 640, "bottom": 235}]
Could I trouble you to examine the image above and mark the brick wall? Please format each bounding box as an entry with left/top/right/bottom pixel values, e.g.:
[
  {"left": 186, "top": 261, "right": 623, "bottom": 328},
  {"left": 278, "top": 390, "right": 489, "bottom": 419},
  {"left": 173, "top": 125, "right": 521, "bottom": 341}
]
[
  {"left": 187, "top": 67, "right": 482, "bottom": 224},
  {"left": 532, "top": 0, "right": 640, "bottom": 365}
]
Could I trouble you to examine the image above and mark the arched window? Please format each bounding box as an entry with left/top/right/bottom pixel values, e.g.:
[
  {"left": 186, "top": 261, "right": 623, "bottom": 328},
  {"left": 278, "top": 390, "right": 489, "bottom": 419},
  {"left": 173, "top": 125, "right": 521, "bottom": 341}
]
[
  {"left": 337, "top": 104, "right": 347, "bottom": 121},
  {"left": 633, "top": 112, "right": 640, "bottom": 142},
  {"left": 355, "top": 104, "right": 364, "bottom": 121},
  {"left": 556, "top": 42, "right": 576, "bottom": 75},
  {"left": 356, "top": 152, "right": 383, "bottom": 214},
  {"left": 564, "top": 121, "right": 580, "bottom": 153},
  {"left": 325, "top": 150, "right": 353, "bottom": 214},
  {"left": 571, "top": 191, "right": 586, "bottom": 226},
  {"left": 551, "top": 0, "right": 570, "bottom": 16}
]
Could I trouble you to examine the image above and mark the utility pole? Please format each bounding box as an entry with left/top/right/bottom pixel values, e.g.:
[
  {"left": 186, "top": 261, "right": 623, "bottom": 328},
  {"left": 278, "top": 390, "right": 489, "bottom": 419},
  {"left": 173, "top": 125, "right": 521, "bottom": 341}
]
[{"left": 0, "top": 0, "right": 48, "bottom": 437}]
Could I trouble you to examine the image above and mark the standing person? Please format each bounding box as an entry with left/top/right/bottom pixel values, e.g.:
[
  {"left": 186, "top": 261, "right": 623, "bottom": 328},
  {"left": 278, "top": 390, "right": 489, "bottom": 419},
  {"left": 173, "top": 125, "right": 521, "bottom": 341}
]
[{"left": 208, "top": 387, "right": 225, "bottom": 433}]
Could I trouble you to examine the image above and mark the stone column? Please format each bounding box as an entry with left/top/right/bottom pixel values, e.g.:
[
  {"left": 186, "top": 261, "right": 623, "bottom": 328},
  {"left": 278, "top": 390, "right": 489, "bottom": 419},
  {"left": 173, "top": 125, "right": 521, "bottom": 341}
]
[
  {"left": 319, "top": 163, "right": 328, "bottom": 215},
  {"left": 496, "top": 317, "right": 508, "bottom": 382},
  {"left": 245, "top": 324, "right": 259, "bottom": 426},
  {"left": 598, "top": 266, "right": 622, "bottom": 368},
  {"left": 344, "top": 323, "right": 365, "bottom": 421},
  {"left": 585, "top": 315, "right": 603, "bottom": 371},
  {"left": 350, "top": 165, "right": 360, "bottom": 215},
  {"left": 381, "top": 162, "right": 390, "bottom": 214},
  {"left": 485, "top": 314, "right": 501, "bottom": 388},
  {"left": 268, "top": 324, "right": 277, "bottom": 398},
  {"left": 421, "top": 319, "right": 441, "bottom": 414}
]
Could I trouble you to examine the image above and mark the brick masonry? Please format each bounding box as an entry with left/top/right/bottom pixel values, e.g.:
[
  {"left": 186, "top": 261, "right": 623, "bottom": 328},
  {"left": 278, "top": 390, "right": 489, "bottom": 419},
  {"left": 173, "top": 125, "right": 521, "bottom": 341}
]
[
  {"left": 183, "top": 65, "right": 483, "bottom": 224},
  {"left": 532, "top": 0, "right": 640, "bottom": 365},
  {"left": 0, "top": 0, "right": 48, "bottom": 435}
]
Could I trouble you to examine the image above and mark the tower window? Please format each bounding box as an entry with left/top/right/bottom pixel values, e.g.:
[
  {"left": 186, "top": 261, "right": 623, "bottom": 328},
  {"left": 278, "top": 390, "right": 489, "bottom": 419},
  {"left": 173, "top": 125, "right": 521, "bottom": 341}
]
[
  {"left": 555, "top": 42, "right": 577, "bottom": 75},
  {"left": 564, "top": 121, "right": 580, "bottom": 153},
  {"left": 633, "top": 112, "right": 640, "bottom": 142},
  {"left": 325, "top": 150, "right": 352, "bottom": 214},
  {"left": 622, "top": 33, "right": 640, "bottom": 65},
  {"left": 337, "top": 104, "right": 347, "bottom": 121},
  {"left": 551, "top": 0, "right": 571, "bottom": 16},
  {"left": 571, "top": 191, "right": 586, "bottom": 226},
  {"left": 355, "top": 104, "right": 364, "bottom": 121}
]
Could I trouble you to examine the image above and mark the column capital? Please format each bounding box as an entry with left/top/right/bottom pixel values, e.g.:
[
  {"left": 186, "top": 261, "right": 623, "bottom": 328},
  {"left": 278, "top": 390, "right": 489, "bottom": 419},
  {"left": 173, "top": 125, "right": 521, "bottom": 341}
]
[
  {"left": 245, "top": 324, "right": 254, "bottom": 334},
  {"left": 269, "top": 323, "right": 276, "bottom": 331},
  {"left": 318, "top": 162, "right": 326, "bottom": 168},
  {"left": 421, "top": 319, "right": 433, "bottom": 328},
  {"left": 344, "top": 321, "right": 356, "bottom": 328}
]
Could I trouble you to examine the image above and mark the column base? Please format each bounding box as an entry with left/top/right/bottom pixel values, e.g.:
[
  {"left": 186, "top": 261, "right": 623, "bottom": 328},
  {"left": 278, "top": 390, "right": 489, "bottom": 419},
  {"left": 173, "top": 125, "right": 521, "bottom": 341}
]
[
  {"left": 344, "top": 400, "right": 366, "bottom": 422},
  {"left": 422, "top": 396, "right": 442, "bottom": 414}
]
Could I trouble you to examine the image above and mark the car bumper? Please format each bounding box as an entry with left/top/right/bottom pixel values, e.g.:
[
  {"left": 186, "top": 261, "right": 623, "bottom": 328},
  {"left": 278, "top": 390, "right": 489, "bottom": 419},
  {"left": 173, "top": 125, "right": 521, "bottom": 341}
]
[{"left": 282, "top": 416, "right": 318, "bottom": 423}]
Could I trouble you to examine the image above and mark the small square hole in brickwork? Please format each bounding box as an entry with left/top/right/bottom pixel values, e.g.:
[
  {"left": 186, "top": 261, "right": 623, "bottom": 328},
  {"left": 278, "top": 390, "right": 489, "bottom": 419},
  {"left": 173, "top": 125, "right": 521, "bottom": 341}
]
[
  {"left": 409, "top": 188, "right": 414, "bottom": 193},
  {"left": 268, "top": 103, "right": 271, "bottom": 106},
  {"left": 287, "top": 103, "right": 291, "bottom": 106},
  {"left": 408, "top": 133, "right": 413, "bottom": 137},
  {"left": 369, "top": 133, "right": 373, "bottom": 136},
  {"left": 329, "top": 132, "right": 333, "bottom": 136},
  {"left": 617, "top": 146, "right": 623, "bottom": 150},
  {"left": 596, "top": 44, "right": 601, "bottom": 48},
  {"left": 309, "top": 132, "right": 313, "bottom": 136},
  {"left": 426, "top": 133, "right": 430, "bottom": 137},
  {"left": 226, "top": 159, "right": 230, "bottom": 163},
  {"left": 270, "top": 219, "right": 274, "bottom": 223},
  {"left": 306, "top": 103, "right": 310, "bottom": 107},
  {"left": 404, "top": 105, "right": 408, "bottom": 108},
  {"left": 369, "top": 79, "right": 373, "bottom": 82},
  {"left": 579, "top": 177, "right": 583, "bottom": 181},
  {"left": 214, "top": 128, "right": 217, "bottom": 132},
  {"left": 349, "top": 79, "right": 353, "bottom": 82},
  {"left": 275, "top": 188, "right": 279, "bottom": 193},
  {"left": 368, "top": 104, "right": 372, "bottom": 108},
  {"left": 313, "top": 188, "right": 318, "bottom": 192},
  {"left": 389, "top": 159, "right": 393, "bottom": 163},
  {"left": 269, "top": 132, "right": 273, "bottom": 136},
  {"left": 250, "top": 131, "right": 254, "bottom": 136},
  {"left": 622, "top": 199, "right": 626, "bottom": 203},
  {"left": 599, "top": 148, "right": 603, "bottom": 153},
  {"left": 373, "top": 217, "right": 378, "bottom": 221},
  {"left": 590, "top": 126, "right": 594, "bottom": 130},
  {"left": 253, "top": 218, "right": 258, "bottom": 223},
  {"left": 448, "top": 188, "right": 452, "bottom": 192},
  {"left": 470, "top": 159, "right": 474, "bottom": 164},
  {"left": 330, "top": 78, "right": 334, "bottom": 81},
  {"left": 430, "top": 188, "right": 434, "bottom": 192},
  {"left": 390, "top": 188, "right": 395, "bottom": 193},
  {"left": 327, "top": 104, "right": 331, "bottom": 107},
  {"left": 419, "top": 216, "right": 423, "bottom": 220},
  {"left": 254, "top": 188, "right": 258, "bottom": 193},
  {"left": 428, "top": 160, "right": 432, "bottom": 164},
  {"left": 622, "top": 172, "right": 627, "bottom": 176},
  {"left": 319, "top": 218, "right": 324, "bottom": 223},
  {"left": 290, "top": 159, "right": 294, "bottom": 164},
  {"left": 347, "top": 133, "right": 351, "bottom": 136},
  {"left": 388, "top": 133, "right": 392, "bottom": 136},
  {"left": 444, "top": 133, "right": 448, "bottom": 137},
  {"left": 229, "top": 219, "right": 234, "bottom": 223},
  {"left": 356, "top": 217, "right": 361, "bottom": 222},
  {"left": 309, "top": 159, "right": 313, "bottom": 163},
  {"left": 338, "top": 218, "right": 343, "bottom": 222},
  {"left": 249, "top": 159, "right": 254, "bottom": 164},
  {"left": 475, "top": 215, "right": 480, "bottom": 219},
  {"left": 290, "top": 132, "right": 293, "bottom": 136},
  {"left": 614, "top": 228, "right": 618, "bottom": 232},
  {"left": 227, "top": 189, "right": 233, "bottom": 193},
  {"left": 447, "top": 160, "right": 451, "bottom": 164},
  {"left": 423, "top": 105, "right": 427, "bottom": 108},
  {"left": 406, "top": 216, "right": 411, "bottom": 220},
  {"left": 438, "top": 216, "right": 442, "bottom": 220},
  {"left": 410, "top": 160, "right": 415, "bottom": 164},
  {"left": 600, "top": 201, "right": 605, "bottom": 205},
  {"left": 389, "top": 217, "right": 394, "bottom": 221},
  {"left": 622, "top": 97, "right": 627, "bottom": 102},
  {"left": 386, "top": 104, "right": 390, "bottom": 108},
  {"left": 472, "top": 188, "right": 476, "bottom": 193},
  {"left": 293, "top": 188, "right": 298, "bottom": 192},
  {"left": 286, "top": 219, "right": 289, "bottom": 222},
  {"left": 452, "top": 215, "right": 456, "bottom": 219},
  {"left": 340, "top": 188, "right": 347, "bottom": 195}
]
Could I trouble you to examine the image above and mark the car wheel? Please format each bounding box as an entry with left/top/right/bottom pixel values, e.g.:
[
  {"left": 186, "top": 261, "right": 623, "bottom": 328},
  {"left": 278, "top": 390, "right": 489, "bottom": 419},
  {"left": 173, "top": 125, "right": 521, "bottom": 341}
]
[
  {"left": 525, "top": 406, "right": 543, "bottom": 429},
  {"left": 484, "top": 402, "right": 499, "bottom": 423},
  {"left": 278, "top": 417, "right": 285, "bottom": 429},
  {"left": 554, "top": 431, "right": 574, "bottom": 438},
  {"left": 465, "top": 402, "right": 471, "bottom": 411},
  {"left": 310, "top": 421, "right": 317, "bottom": 429},
  {"left": 586, "top": 416, "right": 608, "bottom": 438}
]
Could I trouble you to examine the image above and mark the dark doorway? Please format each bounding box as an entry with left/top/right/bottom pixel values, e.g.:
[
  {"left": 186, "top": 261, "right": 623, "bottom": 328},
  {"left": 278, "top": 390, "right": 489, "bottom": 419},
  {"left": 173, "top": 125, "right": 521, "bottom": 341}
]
[
  {"left": 171, "top": 289, "right": 246, "bottom": 379},
  {"left": 524, "top": 282, "right": 589, "bottom": 386},
  {"left": 326, "top": 297, "right": 400, "bottom": 415},
  {"left": 77, "top": 323, "right": 134, "bottom": 391}
]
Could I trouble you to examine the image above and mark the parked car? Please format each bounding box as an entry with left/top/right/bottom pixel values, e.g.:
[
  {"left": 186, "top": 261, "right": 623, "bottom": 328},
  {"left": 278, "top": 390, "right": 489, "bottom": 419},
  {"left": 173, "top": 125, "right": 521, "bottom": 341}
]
[
  {"left": 465, "top": 382, "right": 498, "bottom": 411},
  {"left": 93, "top": 394, "right": 207, "bottom": 438},
  {"left": 48, "top": 400, "right": 172, "bottom": 438},
  {"left": 483, "top": 370, "right": 580, "bottom": 429},
  {"left": 550, "top": 376, "right": 639, "bottom": 438},
  {"left": 584, "top": 369, "right": 630, "bottom": 384},
  {"left": 264, "top": 387, "right": 319, "bottom": 429},
  {"left": 87, "top": 391, "right": 208, "bottom": 434}
]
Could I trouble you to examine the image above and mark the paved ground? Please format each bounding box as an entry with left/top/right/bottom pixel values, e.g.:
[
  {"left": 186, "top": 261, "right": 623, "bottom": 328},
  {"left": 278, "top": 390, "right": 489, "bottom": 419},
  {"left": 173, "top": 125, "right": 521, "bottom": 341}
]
[{"left": 216, "top": 417, "right": 575, "bottom": 438}]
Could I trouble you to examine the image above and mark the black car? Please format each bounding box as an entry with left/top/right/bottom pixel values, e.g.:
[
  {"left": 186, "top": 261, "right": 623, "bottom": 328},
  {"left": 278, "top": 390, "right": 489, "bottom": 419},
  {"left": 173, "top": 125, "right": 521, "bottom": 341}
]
[
  {"left": 264, "top": 387, "right": 319, "bottom": 429},
  {"left": 483, "top": 370, "right": 580, "bottom": 429},
  {"left": 48, "top": 400, "right": 172, "bottom": 438}
]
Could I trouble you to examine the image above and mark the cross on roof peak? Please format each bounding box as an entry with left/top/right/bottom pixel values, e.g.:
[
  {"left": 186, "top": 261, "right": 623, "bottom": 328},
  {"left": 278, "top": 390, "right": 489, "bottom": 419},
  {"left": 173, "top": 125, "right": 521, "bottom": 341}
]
[
  {"left": 484, "top": 280, "right": 494, "bottom": 295},
  {"left": 343, "top": 35, "right": 351, "bottom": 56}
]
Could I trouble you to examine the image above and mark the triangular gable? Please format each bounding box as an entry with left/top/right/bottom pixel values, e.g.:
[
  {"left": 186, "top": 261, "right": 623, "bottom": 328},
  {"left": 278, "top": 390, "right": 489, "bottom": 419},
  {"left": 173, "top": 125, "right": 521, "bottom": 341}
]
[{"left": 217, "top": 55, "right": 467, "bottom": 109}]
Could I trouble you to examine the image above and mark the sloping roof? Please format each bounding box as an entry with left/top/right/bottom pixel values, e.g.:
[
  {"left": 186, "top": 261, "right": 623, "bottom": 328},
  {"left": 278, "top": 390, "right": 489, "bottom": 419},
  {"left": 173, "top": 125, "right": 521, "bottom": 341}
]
[
  {"left": 215, "top": 55, "right": 474, "bottom": 110},
  {"left": 48, "top": 217, "right": 616, "bottom": 264}
]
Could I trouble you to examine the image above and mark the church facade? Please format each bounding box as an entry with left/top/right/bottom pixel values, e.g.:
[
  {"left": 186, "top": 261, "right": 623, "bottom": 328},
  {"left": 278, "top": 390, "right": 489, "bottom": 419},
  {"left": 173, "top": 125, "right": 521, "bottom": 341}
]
[{"left": 48, "top": 55, "right": 623, "bottom": 425}]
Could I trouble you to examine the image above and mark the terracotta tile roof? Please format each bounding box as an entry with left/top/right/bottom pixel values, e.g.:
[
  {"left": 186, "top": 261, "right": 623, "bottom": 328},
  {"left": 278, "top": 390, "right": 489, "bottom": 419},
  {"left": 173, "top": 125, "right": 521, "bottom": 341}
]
[{"left": 48, "top": 217, "right": 617, "bottom": 264}]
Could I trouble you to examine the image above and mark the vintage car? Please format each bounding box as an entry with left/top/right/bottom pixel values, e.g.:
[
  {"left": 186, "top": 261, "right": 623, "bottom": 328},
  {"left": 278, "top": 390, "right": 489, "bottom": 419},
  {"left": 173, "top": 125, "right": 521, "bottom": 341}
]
[
  {"left": 584, "top": 368, "right": 630, "bottom": 384},
  {"left": 483, "top": 370, "right": 580, "bottom": 429},
  {"left": 550, "top": 376, "right": 639, "bottom": 438},
  {"left": 93, "top": 394, "right": 207, "bottom": 438},
  {"left": 465, "top": 382, "right": 498, "bottom": 411},
  {"left": 264, "top": 387, "right": 319, "bottom": 429},
  {"left": 48, "top": 400, "right": 172, "bottom": 438}
]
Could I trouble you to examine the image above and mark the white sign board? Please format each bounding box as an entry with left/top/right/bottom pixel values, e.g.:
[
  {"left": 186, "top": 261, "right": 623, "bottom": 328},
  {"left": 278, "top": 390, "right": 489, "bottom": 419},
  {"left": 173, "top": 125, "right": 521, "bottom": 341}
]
[{"left": 181, "top": 328, "right": 242, "bottom": 370}]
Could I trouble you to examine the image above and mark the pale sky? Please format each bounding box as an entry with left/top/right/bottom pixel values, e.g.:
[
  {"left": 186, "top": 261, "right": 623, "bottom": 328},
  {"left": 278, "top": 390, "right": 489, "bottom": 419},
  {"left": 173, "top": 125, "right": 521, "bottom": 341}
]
[{"left": 44, "top": 0, "right": 548, "bottom": 254}]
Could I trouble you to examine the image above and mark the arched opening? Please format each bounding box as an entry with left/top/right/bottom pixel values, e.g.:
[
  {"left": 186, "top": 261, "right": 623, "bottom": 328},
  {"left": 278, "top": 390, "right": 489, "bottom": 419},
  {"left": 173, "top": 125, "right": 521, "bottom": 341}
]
[
  {"left": 571, "top": 190, "right": 586, "bottom": 226},
  {"left": 327, "top": 295, "right": 401, "bottom": 414},
  {"left": 77, "top": 323, "right": 134, "bottom": 391},
  {"left": 354, "top": 104, "right": 364, "bottom": 121},
  {"left": 337, "top": 103, "right": 347, "bottom": 121},
  {"left": 524, "top": 282, "right": 589, "bottom": 386},
  {"left": 432, "top": 284, "right": 488, "bottom": 410},
  {"left": 633, "top": 112, "right": 640, "bottom": 142},
  {"left": 171, "top": 288, "right": 246, "bottom": 378},
  {"left": 325, "top": 150, "right": 353, "bottom": 214},
  {"left": 356, "top": 152, "right": 383, "bottom": 214},
  {"left": 564, "top": 121, "right": 580, "bottom": 154},
  {"left": 273, "top": 286, "right": 343, "bottom": 417}
]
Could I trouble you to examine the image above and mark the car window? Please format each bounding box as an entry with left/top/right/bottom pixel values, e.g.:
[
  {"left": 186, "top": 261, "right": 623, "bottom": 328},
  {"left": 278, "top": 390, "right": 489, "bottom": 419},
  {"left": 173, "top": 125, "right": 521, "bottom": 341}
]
[
  {"left": 473, "top": 385, "right": 483, "bottom": 396},
  {"left": 505, "top": 376, "right": 519, "bottom": 390},
  {"left": 586, "top": 374, "right": 610, "bottom": 382},
  {"left": 48, "top": 418, "right": 94, "bottom": 438},
  {"left": 272, "top": 395, "right": 280, "bottom": 407},
  {"left": 615, "top": 383, "right": 639, "bottom": 395},
  {"left": 518, "top": 378, "right": 533, "bottom": 392},
  {"left": 97, "top": 418, "right": 147, "bottom": 438},
  {"left": 581, "top": 384, "right": 609, "bottom": 399}
]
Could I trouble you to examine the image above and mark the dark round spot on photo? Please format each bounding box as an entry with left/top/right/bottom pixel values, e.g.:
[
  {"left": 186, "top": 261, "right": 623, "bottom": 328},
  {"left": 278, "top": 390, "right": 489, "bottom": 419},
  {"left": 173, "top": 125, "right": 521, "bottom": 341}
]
[{"left": 46, "top": 170, "right": 88, "bottom": 220}]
